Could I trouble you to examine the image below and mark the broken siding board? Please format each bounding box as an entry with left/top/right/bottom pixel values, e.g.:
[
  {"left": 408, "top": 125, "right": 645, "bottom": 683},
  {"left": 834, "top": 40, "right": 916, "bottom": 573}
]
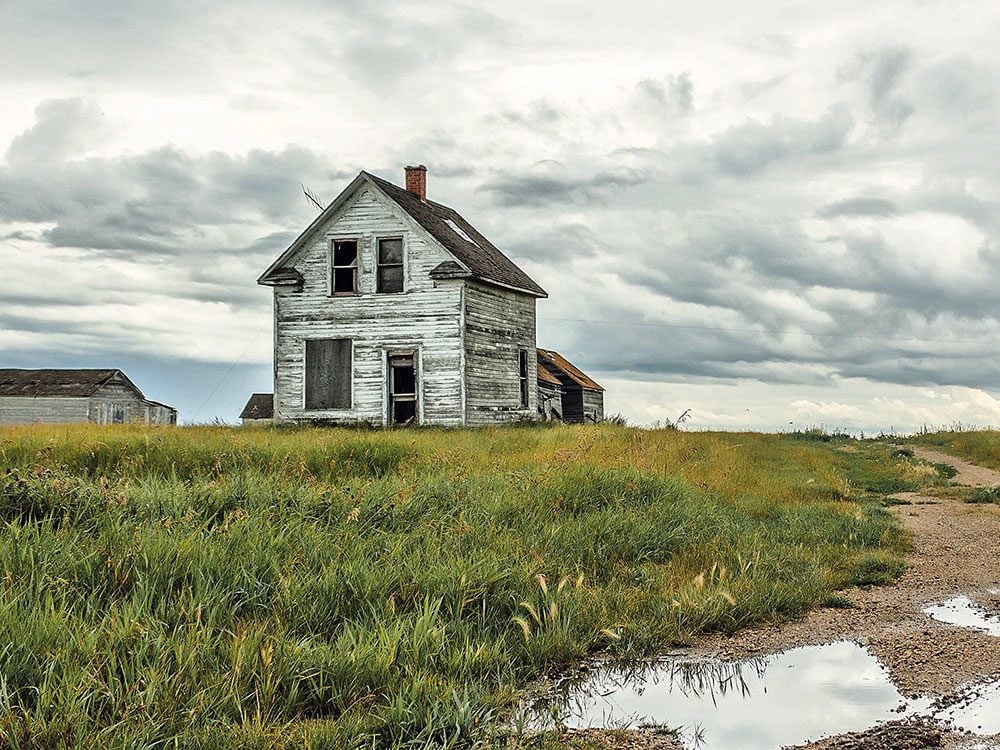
[{"left": 463, "top": 281, "right": 536, "bottom": 425}]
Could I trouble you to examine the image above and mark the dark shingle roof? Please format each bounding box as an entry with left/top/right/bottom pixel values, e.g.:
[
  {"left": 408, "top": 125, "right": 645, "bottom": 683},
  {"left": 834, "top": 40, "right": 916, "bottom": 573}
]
[
  {"left": 0, "top": 369, "right": 129, "bottom": 397},
  {"left": 363, "top": 172, "right": 547, "bottom": 297},
  {"left": 240, "top": 393, "right": 274, "bottom": 420}
]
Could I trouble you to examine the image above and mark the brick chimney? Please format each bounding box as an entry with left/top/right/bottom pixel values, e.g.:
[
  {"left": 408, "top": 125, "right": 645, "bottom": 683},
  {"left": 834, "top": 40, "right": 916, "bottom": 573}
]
[{"left": 405, "top": 165, "right": 427, "bottom": 201}]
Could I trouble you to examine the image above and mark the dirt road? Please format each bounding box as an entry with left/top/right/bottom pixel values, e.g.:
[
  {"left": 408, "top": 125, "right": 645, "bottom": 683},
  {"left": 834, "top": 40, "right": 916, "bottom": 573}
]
[
  {"left": 572, "top": 446, "right": 1000, "bottom": 750},
  {"left": 703, "top": 446, "right": 1000, "bottom": 748}
]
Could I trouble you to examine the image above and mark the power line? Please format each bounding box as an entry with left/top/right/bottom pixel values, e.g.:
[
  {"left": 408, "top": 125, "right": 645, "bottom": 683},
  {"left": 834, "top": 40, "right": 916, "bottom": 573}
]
[
  {"left": 192, "top": 320, "right": 270, "bottom": 421},
  {"left": 538, "top": 316, "right": 993, "bottom": 347}
]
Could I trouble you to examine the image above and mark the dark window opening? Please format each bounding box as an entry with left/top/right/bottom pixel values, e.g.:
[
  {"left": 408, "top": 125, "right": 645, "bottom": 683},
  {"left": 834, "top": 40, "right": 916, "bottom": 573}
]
[
  {"left": 388, "top": 352, "right": 417, "bottom": 426},
  {"left": 305, "top": 338, "right": 352, "bottom": 409},
  {"left": 518, "top": 349, "right": 529, "bottom": 408},
  {"left": 377, "top": 238, "right": 404, "bottom": 293},
  {"left": 112, "top": 403, "right": 125, "bottom": 424},
  {"left": 332, "top": 240, "right": 358, "bottom": 294}
]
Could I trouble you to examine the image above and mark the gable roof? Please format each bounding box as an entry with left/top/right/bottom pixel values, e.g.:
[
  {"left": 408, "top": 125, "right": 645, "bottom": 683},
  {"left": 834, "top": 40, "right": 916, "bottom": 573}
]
[
  {"left": 537, "top": 349, "right": 604, "bottom": 391},
  {"left": 0, "top": 369, "right": 142, "bottom": 398},
  {"left": 259, "top": 170, "right": 547, "bottom": 298},
  {"left": 240, "top": 393, "right": 274, "bottom": 420}
]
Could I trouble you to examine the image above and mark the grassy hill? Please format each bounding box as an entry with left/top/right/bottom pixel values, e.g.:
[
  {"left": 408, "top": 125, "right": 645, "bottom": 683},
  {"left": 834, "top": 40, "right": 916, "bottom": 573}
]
[{"left": 0, "top": 424, "right": 940, "bottom": 748}]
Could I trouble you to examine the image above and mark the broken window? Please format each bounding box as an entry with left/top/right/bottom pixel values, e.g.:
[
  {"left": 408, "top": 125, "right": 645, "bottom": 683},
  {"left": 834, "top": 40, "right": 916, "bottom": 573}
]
[
  {"left": 388, "top": 352, "right": 417, "bottom": 425},
  {"left": 332, "top": 240, "right": 358, "bottom": 294},
  {"left": 305, "top": 338, "right": 352, "bottom": 409},
  {"left": 518, "top": 349, "right": 529, "bottom": 408},
  {"left": 377, "top": 238, "right": 404, "bottom": 293}
]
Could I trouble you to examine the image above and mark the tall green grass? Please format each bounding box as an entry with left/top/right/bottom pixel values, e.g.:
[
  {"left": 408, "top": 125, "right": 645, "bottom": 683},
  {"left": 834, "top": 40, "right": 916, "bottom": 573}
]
[
  {"left": 0, "top": 425, "right": 916, "bottom": 748},
  {"left": 911, "top": 429, "right": 1000, "bottom": 471}
]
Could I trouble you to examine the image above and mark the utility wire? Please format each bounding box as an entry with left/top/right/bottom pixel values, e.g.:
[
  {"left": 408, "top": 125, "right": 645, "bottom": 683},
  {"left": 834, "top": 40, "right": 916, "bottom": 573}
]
[
  {"left": 192, "top": 320, "right": 270, "bottom": 422},
  {"left": 538, "top": 316, "right": 993, "bottom": 346}
]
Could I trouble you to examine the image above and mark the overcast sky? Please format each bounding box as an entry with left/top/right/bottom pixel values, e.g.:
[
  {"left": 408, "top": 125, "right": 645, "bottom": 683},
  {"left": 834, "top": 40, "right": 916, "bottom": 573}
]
[{"left": 2, "top": 0, "right": 999, "bottom": 431}]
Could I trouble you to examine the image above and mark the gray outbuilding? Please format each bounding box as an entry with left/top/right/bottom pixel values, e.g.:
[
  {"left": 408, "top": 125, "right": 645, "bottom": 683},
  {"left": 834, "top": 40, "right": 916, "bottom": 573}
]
[{"left": 0, "top": 369, "right": 177, "bottom": 426}]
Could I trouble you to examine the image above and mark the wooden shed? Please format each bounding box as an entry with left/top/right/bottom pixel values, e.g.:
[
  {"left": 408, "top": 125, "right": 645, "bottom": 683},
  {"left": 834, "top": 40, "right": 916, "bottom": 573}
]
[
  {"left": 239, "top": 393, "right": 274, "bottom": 425},
  {"left": 537, "top": 349, "right": 604, "bottom": 424},
  {"left": 0, "top": 369, "right": 177, "bottom": 426}
]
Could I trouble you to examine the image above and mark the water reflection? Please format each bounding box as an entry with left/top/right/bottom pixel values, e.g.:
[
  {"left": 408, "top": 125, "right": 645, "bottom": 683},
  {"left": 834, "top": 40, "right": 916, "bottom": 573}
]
[
  {"left": 531, "top": 641, "right": 928, "bottom": 749},
  {"left": 923, "top": 596, "right": 1000, "bottom": 637}
]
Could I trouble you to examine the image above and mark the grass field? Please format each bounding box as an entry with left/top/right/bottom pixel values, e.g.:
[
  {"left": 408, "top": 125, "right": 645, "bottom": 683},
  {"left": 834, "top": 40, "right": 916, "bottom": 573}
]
[
  {"left": 0, "top": 424, "right": 942, "bottom": 748},
  {"left": 911, "top": 430, "right": 1000, "bottom": 472}
]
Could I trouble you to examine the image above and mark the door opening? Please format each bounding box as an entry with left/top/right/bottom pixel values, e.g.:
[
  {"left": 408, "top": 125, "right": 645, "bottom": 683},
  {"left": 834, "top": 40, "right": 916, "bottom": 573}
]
[{"left": 388, "top": 353, "right": 418, "bottom": 426}]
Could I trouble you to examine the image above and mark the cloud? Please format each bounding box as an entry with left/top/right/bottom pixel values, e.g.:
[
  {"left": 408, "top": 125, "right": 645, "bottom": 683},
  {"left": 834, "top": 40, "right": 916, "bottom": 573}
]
[
  {"left": 818, "top": 197, "right": 900, "bottom": 218},
  {"left": 635, "top": 73, "right": 694, "bottom": 115},
  {"left": 6, "top": 99, "right": 109, "bottom": 164}
]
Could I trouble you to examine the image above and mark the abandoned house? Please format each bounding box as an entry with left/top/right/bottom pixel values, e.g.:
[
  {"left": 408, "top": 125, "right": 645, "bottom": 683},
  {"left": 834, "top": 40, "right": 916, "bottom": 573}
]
[
  {"left": 256, "top": 165, "right": 604, "bottom": 426},
  {"left": 0, "top": 369, "right": 177, "bottom": 426}
]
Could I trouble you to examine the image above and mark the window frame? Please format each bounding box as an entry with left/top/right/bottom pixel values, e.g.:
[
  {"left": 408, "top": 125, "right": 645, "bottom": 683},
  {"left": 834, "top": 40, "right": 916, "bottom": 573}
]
[
  {"left": 387, "top": 349, "right": 419, "bottom": 426},
  {"left": 376, "top": 236, "right": 405, "bottom": 294},
  {"left": 330, "top": 238, "right": 360, "bottom": 296}
]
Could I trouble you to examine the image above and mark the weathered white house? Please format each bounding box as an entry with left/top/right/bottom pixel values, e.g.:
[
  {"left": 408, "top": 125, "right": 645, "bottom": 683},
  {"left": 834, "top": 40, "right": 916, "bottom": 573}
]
[
  {"left": 0, "top": 369, "right": 177, "bottom": 426},
  {"left": 257, "top": 166, "right": 603, "bottom": 426}
]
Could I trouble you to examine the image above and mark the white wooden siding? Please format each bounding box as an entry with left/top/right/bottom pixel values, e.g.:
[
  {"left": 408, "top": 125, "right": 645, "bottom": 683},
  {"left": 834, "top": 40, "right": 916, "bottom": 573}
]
[
  {"left": 463, "top": 281, "right": 537, "bottom": 425},
  {"left": 0, "top": 396, "right": 90, "bottom": 425},
  {"left": 274, "top": 187, "right": 464, "bottom": 426}
]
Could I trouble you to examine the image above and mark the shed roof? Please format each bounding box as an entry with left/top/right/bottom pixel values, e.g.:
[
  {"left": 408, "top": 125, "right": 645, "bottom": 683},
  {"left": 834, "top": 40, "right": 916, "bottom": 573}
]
[
  {"left": 537, "top": 349, "right": 604, "bottom": 391},
  {"left": 536, "top": 357, "right": 562, "bottom": 386},
  {"left": 240, "top": 393, "right": 274, "bottom": 420},
  {"left": 0, "top": 369, "right": 140, "bottom": 398},
  {"left": 259, "top": 170, "right": 547, "bottom": 298}
]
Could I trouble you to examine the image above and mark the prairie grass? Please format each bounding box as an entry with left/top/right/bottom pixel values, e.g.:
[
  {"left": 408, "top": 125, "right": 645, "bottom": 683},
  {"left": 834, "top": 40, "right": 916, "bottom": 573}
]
[
  {"left": 911, "top": 430, "right": 1000, "bottom": 472},
  {"left": 0, "top": 424, "right": 918, "bottom": 748}
]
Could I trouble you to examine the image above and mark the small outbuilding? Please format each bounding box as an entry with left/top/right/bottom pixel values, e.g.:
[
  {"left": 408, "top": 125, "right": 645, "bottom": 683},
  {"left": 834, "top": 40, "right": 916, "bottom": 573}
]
[
  {"left": 536, "top": 349, "right": 604, "bottom": 424},
  {"left": 239, "top": 393, "right": 274, "bottom": 425},
  {"left": 0, "top": 369, "right": 177, "bottom": 426}
]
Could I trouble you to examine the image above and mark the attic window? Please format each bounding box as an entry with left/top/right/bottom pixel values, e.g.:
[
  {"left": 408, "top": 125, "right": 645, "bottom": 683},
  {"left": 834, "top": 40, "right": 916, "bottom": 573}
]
[
  {"left": 444, "top": 218, "right": 481, "bottom": 248},
  {"left": 377, "top": 238, "right": 403, "bottom": 293},
  {"left": 332, "top": 240, "right": 358, "bottom": 294}
]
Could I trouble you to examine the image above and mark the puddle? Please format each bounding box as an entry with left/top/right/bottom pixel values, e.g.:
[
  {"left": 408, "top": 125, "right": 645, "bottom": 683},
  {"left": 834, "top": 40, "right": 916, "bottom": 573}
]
[
  {"left": 923, "top": 596, "right": 1000, "bottom": 637},
  {"left": 530, "top": 641, "right": 931, "bottom": 749},
  {"left": 937, "top": 681, "right": 1000, "bottom": 735}
]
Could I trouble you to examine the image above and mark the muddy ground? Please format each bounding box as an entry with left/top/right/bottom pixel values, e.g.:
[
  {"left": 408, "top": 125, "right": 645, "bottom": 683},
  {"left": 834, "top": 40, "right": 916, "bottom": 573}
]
[{"left": 580, "top": 446, "right": 1000, "bottom": 750}]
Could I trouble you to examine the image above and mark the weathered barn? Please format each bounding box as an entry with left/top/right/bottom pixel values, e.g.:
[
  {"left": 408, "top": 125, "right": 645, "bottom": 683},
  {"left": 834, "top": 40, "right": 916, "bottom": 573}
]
[
  {"left": 0, "top": 369, "right": 177, "bottom": 426},
  {"left": 537, "top": 349, "right": 604, "bottom": 424},
  {"left": 257, "top": 165, "right": 603, "bottom": 426},
  {"left": 239, "top": 393, "right": 274, "bottom": 425}
]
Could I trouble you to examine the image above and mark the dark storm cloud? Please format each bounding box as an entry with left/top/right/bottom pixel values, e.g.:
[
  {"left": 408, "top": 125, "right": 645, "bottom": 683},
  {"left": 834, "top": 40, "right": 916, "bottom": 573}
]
[
  {"left": 711, "top": 105, "right": 854, "bottom": 176},
  {"left": 0, "top": 101, "right": 338, "bottom": 262},
  {"left": 480, "top": 165, "right": 648, "bottom": 207}
]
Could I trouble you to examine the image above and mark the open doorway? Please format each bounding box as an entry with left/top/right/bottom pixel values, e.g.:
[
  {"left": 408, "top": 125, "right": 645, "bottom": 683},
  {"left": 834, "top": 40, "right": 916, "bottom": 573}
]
[{"left": 388, "top": 352, "right": 418, "bottom": 426}]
